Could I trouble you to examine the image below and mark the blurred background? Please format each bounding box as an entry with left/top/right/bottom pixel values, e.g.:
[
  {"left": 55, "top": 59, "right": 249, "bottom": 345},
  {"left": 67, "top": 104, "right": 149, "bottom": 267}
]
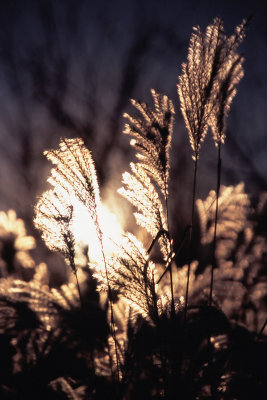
[{"left": 0, "top": 0, "right": 266, "bottom": 278}]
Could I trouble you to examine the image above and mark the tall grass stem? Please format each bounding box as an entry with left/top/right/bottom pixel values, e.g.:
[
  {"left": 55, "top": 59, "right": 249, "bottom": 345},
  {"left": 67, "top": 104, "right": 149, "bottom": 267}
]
[
  {"left": 209, "top": 142, "right": 222, "bottom": 306},
  {"left": 99, "top": 237, "right": 121, "bottom": 382},
  {"left": 184, "top": 156, "right": 198, "bottom": 321}
]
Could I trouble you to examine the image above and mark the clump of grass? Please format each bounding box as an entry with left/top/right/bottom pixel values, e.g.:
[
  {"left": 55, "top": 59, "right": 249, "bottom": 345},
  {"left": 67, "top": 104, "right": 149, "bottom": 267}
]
[{"left": 177, "top": 17, "right": 246, "bottom": 316}]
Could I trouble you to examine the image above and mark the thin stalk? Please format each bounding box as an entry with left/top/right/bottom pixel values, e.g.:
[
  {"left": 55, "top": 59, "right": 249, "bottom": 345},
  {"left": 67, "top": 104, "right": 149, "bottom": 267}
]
[
  {"left": 184, "top": 156, "right": 198, "bottom": 321},
  {"left": 73, "top": 263, "right": 96, "bottom": 375},
  {"left": 91, "top": 224, "right": 120, "bottom": 381},
  {"left": 145, "top": 208, "right": 175, "bottom": 390},
  {"left": 209, "top": 141, "right": 222, "bottom": 306},
  {"left": 169, "top": 263, "right": 175, "bottom": 316},
  {"left": 165, "top": 194, "right": 175, "bottom": 318},
  {"left": 73, "top": 267, "right": 83, "bottom": 308},
  {"left": 258, "top": 318, "right": 267, "bottom": 337},
  {"left": 66, "top": 229, "right": 84, "bottom": 309},
  {"left": 147, "top": 229, "right": 169, "bottom": 255},
  {"left": 162, "top": 183, "right": 178, "bottom": 391},
  {"left": 99, "top": 235, "right": 121, "bottom": 382},
  {"left": 157, "top": 225, "right": 190, "bottom": 284}
]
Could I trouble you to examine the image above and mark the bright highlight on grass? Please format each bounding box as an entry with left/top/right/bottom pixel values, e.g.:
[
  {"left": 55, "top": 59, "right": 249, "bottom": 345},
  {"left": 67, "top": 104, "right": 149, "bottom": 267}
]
[{"left": 71, "top": 198, "right": 123, "bottom": 263}]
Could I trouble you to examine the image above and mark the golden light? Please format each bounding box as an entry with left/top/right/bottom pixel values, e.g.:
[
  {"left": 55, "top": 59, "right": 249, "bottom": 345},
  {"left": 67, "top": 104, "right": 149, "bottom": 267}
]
[{"left": 71, "top": 196, "right": 123, "bottom": 264}]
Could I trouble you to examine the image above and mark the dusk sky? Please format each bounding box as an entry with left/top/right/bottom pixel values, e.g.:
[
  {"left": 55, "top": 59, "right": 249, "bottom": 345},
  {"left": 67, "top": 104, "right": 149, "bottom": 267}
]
[{"left": 0, "top": 0, "right": 266, "bottom": 229}]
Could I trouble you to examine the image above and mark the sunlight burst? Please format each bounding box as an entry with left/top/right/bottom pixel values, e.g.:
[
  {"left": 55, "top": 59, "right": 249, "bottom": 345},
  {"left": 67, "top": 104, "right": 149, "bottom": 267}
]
[{"left": 71, "top": 197, "right": 123, "bottom": 264}]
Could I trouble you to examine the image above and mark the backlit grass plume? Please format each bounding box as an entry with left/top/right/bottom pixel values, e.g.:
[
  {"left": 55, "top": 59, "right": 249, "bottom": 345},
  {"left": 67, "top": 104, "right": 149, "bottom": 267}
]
[
  {"left": 43, "top": 138, "right": 101, "bottom": 237},
  {"left": 178, "top": 17, "right": 246, "bottom": 158},
  {"left": 177, "top": 17, "right": 247, "bottom": 315},
  {"left": 34, "top": 188, "right": 76, "bottom": 271},
  {"left": 34, "top": 138, "right": 122, "bottom": 380},
  {"left": 122, "top": 89, "right": 175, "bottom": 201},
  {"left": 119, "top": 89, "right": 176, "bottom": 314},
  {"left": 208, "top": 19, "right": 246, "bottom": 146},
  {"left": 0, "top": 276, "right": 80, "bottom": 332},
  {"left": 119, "top": 163, "right": 171, "bottom": 261},
  {"left": 95, "top": 234, "right": 160, "bottom": 322},
  {"left": 34, "top": 138, "right": 105, "bottom": 275},
  {"left": 197, "top": 183, "right": 250, "bottom": 249},
  {"left": 119, "top": 90, "right": 175, "bottom": 261},
  {"left": 0, "top": 210, "right": 36, "bottom": 275}
]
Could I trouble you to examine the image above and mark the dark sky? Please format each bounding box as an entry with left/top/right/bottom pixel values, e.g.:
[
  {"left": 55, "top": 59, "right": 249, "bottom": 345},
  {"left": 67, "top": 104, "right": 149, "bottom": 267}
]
[{"left": 0, "top": 0, "right": 266, "bottom": 228}]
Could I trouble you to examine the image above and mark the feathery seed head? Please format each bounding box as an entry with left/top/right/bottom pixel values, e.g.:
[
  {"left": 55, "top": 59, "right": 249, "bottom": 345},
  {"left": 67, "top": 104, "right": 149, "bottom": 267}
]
[
  {"left": 34, "top": 138, "right": 103, "bottom": 270},
  {"left": 178, "top": 18, "right": 246, "bottom": 157},
  {"left": 123, "top": 89, "right": 175, "bottom": 199},
  {"left": 34, "top": 188, "right": 76, "bottom": 271}
]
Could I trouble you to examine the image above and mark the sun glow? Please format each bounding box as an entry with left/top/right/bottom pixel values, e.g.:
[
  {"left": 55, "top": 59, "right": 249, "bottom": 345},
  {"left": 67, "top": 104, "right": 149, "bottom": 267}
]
[{"left": 71, "top": 197, "right": 123, "bottom": 264}]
